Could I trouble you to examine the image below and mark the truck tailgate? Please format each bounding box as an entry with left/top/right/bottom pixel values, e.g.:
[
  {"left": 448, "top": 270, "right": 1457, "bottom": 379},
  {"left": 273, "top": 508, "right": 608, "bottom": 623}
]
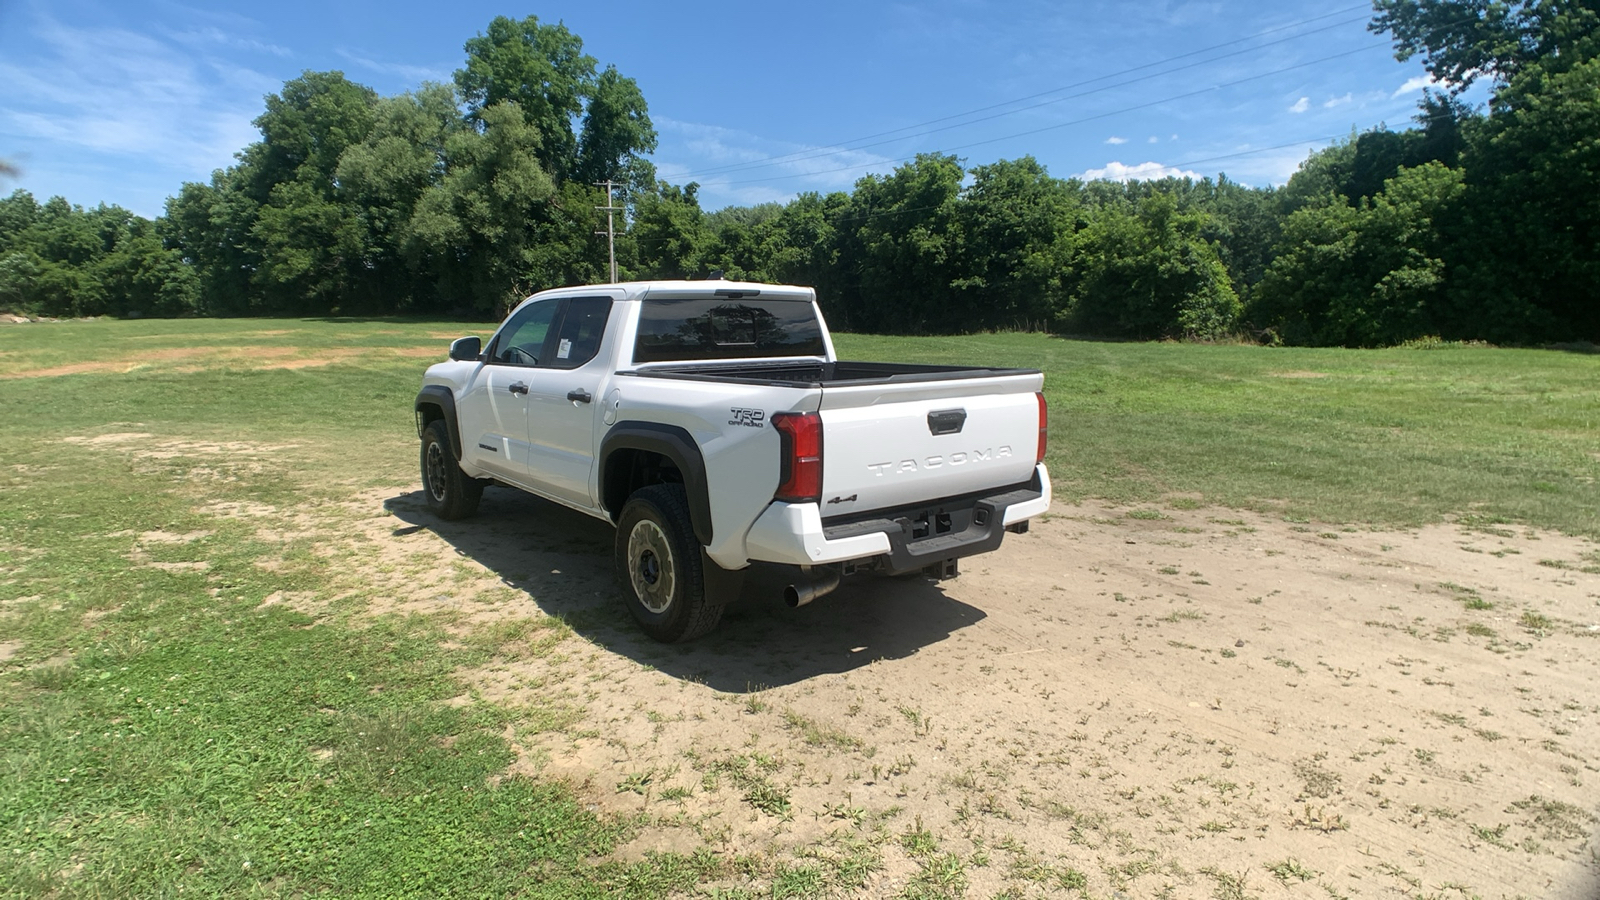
[{"left": 817, "top": 371, "right": 1043, "bottom": 515}]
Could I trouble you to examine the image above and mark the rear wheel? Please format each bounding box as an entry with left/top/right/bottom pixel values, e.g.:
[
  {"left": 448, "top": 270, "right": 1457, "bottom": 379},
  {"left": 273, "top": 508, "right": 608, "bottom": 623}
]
[
  {"left": 615, "top": 484, "right": 724, "bottom": 642},
  {"left": 420, "top": 419, "right": 483, "bottom": 520}
]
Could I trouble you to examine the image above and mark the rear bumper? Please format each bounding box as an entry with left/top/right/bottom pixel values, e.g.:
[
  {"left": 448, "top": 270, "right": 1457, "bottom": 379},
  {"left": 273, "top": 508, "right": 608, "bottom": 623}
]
[{"left": 740, "top": 464, "right": 1050, "bottom": 569}]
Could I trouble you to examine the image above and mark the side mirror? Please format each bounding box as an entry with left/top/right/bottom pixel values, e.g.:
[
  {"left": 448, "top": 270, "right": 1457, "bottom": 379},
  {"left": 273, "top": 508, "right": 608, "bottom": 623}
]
[{"left": 448, "top": 336, "right": 482, "bottom": 361}]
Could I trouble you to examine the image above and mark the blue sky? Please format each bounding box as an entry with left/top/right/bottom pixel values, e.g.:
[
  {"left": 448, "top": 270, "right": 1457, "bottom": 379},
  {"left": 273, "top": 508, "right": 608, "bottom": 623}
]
[{"left": 0, "top": 0, "right": 1464, "bottom": 218}]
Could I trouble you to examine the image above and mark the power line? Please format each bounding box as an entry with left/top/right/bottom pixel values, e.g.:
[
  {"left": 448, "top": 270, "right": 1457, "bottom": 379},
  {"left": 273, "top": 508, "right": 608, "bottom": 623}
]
[
  {"left": 626, "top": 107, "right": 1482, "bottom": 244},
  {"left": 699, "top": 42, "right": 1392, "bottom": 189},
  {"left": 670, "top": 10, "right": 1491, "bottom": 194},
  {"left": 671, "top": 5, "right": 1372, "bottom": 180}
]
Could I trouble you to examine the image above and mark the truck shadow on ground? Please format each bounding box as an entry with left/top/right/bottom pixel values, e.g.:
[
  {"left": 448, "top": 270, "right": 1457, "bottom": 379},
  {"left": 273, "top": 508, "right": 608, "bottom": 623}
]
[{"left": 382, "top": 486, "right": 986, "bottom": 692}]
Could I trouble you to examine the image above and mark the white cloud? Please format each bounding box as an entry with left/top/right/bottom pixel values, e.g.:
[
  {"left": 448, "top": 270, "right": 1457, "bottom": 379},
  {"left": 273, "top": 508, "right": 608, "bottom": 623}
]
[
  {"left": 1288, "top": 96, "right": 1310, "bottom": 114},
  {"left": 0, "top": 14, "right": 274, "bottom": 176},
  {"left": 654, "top": 116, "right": 896, "bottom": 210},
  {"left": 334, "top": 49, "right": 451, "bottom": 85},
  {"left": 1077, "top": 161, "right": 1204, "bottom": 183},
  {"left": 166, "top": 26, "right": 292, "bottom": 57},
  {"left": 1147, "top": 135, "right": 1159, "bottom": 143},
  {"left": 1213, "top": 144, "right": 1324, "bottom": 187},
  {"left": 1323, "top": 93, "right": 1353, "bottom": 109},
  {"left": 1392, "top": 75, "right": 1436, "bottom": 99},
  {"left": 1105, "top": 136, "right": 1127, "bottom": 145}
]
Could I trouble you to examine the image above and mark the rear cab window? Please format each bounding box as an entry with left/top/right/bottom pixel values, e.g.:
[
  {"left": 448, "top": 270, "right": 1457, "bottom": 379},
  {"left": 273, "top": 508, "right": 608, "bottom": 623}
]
[{"left": 633, "top": 297, "right": 826, "bottom": 364}]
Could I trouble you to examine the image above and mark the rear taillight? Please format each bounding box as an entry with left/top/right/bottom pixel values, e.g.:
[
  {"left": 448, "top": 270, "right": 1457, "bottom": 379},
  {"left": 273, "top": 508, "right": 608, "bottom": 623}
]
[
  {"left": 773, "top": 411, "right": 823, "bottom": 503},
  {"left": 1036, "top": 392, "right": 1048, "bottom": 465}
]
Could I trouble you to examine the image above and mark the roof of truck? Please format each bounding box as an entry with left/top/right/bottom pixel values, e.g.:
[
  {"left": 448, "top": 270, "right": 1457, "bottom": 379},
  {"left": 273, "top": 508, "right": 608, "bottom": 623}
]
[{"left": 525, "top": 280, "right": 815, "bottom": 302}]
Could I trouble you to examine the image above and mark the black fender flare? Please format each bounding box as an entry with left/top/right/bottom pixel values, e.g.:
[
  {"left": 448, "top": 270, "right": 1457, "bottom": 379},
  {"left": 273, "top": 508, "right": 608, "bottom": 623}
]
[
  {"left": 600, "top": 422, "right": 713, "bottom": 546},
  {"left": 414, "top": 385, "right": 462, "bottom": 459}
]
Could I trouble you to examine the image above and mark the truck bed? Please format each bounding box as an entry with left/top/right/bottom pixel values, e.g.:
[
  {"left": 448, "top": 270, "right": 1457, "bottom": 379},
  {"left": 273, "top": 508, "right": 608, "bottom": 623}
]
[{"left": 624, "top": 360, "right": 1039, "bottom": 388}]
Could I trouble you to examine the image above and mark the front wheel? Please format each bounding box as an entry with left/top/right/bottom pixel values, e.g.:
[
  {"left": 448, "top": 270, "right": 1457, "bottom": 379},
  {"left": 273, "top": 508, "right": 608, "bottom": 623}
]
[
  {"left": 614, "top": 484, "right": 724, "bottom": 642},
  {"left": 420, "top": 420, "right": 483, "bottom": 520}
]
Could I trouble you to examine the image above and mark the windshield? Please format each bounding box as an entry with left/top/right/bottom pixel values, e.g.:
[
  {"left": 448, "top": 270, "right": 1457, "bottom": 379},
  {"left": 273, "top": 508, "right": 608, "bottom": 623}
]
[{"left": 633, "top": 298, "right": 825, "bottom": 363}]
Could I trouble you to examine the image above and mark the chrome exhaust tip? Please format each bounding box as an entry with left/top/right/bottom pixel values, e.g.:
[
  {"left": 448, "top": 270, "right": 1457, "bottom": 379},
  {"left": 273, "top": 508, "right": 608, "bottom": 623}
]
[{"left": 783, "top": 566, "right": 841, "bottom": 608}]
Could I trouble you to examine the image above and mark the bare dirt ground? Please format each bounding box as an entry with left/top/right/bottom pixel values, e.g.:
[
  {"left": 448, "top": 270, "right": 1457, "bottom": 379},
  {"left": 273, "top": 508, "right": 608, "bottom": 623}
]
[
  {"left": 0, "top": 344, "right": 440, "bottom": 378},
  {"left": 73, "top": 423, "right": 1588, "bottom": 900},
  {"left": 291, "top": 484, "right": 1591, "bottom": 900}
]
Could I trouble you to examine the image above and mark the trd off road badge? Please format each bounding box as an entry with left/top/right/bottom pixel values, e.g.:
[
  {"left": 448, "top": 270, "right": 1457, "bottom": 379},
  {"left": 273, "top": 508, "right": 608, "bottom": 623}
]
[{"left": 728, "top": 408, "right": 766, "bottom": 428}]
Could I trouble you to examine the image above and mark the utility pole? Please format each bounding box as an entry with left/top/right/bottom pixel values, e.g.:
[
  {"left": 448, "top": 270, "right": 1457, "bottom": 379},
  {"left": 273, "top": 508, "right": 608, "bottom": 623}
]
[{"left": 594, "top": 180, "right": 622, "bottom": 284}]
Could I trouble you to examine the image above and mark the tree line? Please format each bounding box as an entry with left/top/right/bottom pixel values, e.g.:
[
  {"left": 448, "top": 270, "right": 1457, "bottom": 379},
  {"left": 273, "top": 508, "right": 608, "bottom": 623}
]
[{"left": 0, "top": 1, "right": 1594, "bottom": 346}]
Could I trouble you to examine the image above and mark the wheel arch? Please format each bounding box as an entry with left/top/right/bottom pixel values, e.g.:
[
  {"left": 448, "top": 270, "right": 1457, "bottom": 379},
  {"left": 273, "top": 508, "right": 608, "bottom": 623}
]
[
  {"left": 415, "top": 385, "right": 461, "bottom": 459},
  {"left": 599, "top": 422, "right": 712, "bottom": 546}
]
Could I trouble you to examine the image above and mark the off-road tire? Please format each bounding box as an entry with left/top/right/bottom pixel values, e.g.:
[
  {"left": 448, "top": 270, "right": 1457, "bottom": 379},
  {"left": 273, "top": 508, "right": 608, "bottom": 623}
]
[
  {"left": 420, "top": 419, "right": 483, "bottom": 520},
  {"left": 615, "top": 484, "right": 724, "bottom": 642}
]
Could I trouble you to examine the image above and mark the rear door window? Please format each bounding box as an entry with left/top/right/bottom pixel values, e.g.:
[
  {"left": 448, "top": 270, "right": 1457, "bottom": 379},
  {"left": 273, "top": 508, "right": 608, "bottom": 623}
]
[{"left": 547, "top": 297, "right": 612, "bottom": 370}]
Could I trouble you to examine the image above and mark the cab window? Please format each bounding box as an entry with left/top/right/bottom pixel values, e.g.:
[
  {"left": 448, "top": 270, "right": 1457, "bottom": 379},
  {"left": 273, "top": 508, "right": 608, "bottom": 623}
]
[
  {"left": 546, "top": 297, "right": 612, "bottom": 370},
  {"left": 491, "top": 299, "right": 560, "bottom": 366}
]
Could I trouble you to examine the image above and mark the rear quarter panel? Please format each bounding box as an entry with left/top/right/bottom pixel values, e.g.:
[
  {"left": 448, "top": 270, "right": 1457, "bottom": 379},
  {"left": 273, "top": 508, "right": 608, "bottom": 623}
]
[{"left": 608, "top": 374, "right": 819, "bottom": 569}]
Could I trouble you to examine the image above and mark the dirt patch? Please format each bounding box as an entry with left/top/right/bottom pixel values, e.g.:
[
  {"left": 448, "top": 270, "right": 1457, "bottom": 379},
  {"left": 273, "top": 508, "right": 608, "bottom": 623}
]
[
  {"left": 68, "top": 433, "right": 297, "bottom": 461},
  {"left": 64, "top": 432, "right": 153, "bottom": 446},
  {"left": 202, "top": 500, "right": 281, "bottom": 519},
  {"left": 257, "top": 590, "right": 321, "bottom": 612},
  {"left": 0, "top": 640, "right": 21, "bottom": 662},
  {"left": 4, "top": 344, "right": 442, "bottom": 378},
  {"left": 346, "top": 489, "right": 1600, "bottom": 899}
]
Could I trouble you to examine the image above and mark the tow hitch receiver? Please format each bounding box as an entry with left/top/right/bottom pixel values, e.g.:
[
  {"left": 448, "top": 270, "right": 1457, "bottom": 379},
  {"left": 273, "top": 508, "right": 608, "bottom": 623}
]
[{"left": 925, "top": 558, "right": 959, "bottom": 580}]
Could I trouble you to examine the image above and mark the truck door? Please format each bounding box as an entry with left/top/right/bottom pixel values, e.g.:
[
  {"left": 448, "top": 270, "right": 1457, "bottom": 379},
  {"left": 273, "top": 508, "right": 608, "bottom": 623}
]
[
  {"left": 458, "top": 297, "right": 561, "bottom": 483},
  {"left": 525, "top": 296, "right": 612, "bottom": 507}
]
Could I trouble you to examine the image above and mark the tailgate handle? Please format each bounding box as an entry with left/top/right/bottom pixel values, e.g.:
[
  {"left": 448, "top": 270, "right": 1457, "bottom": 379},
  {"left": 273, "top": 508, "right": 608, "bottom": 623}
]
[{"left": 927, "top": 408, "right": 967, "bottom": 436}]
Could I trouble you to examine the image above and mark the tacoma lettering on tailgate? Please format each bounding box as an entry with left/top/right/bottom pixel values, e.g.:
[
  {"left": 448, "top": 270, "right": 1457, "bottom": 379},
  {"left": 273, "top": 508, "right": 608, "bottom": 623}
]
[{"left": 866, "top": 446, "right": 1012, "bottom": 476}]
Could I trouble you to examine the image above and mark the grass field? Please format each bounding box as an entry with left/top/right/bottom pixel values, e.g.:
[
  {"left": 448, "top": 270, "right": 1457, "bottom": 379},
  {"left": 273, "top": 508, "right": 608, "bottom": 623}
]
[
  {"left": 0, "top": 317, "right": 1596, "bottom": 897},
  {"left": 843, "top": 332, "right": 1600, "bottom": 538}
]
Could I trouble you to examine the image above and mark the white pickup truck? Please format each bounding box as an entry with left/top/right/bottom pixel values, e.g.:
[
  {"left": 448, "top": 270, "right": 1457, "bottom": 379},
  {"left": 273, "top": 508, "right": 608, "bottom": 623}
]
[{"left": 415, "top": 279, "right": 1050, "bottom": 641}]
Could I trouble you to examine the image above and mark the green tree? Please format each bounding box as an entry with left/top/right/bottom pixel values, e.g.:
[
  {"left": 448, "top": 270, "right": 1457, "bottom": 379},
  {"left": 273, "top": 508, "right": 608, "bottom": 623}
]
[
  {"left": 1065, "top": 192, "right": 1239, "bottom": 339},
  {"left": 631, "top": 182, "right": 710, "bottom": 280},
  {"left": 242, "top": 71, "right": 378, "bottom": 201},
  {"left": 1448, "top": 56, "right": 1600, "bottom": 341},
  {"left": 573, "top": 65, "right": 658, "bottom": 189},
  {"left": 844, "top": 154, "right": 966, "bottom": 333},
  {"left": 951, "top": 156, "right": 1079, "bottom": 331},
  {"left": 1251, "top": 162, "right": 1465, "bottom": 346},
  {"left": 455, "top": 15, "right": 594, "bottom": 179},
  {"left": 408, "top": 102, "right": 557, "bottom": 314},
  {"left": 335, "top": 83, "right": 464, "bottom": 311},
  {"left": 164, "top": 172, "right": 262, "bottom": 316},
  {"left": 0, "top": 192, "right": 196, "bottom": 317},
  {"left": 1371, "top": 0, "right": 1600, "bottom": 89},
  {"left": 765, "top": 192, "right": 850, "bottom": 305},
  {"left": 1372, "top": 0, "right": 1599, "bottom": 342},
  {"left": 244, "top": 71, "right": 379, "bottom": 313},
  {"left": 1189, "top": 175, "right": 1282, "bottom": 305}
]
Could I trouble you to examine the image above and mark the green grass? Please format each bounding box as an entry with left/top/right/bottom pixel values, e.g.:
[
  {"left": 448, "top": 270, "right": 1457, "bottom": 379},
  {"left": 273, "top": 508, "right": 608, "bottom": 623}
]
[
  {"left": 0, "top": 318, "right": 1596, "bottom": 896},
  {"left": 0, "top": 317, "right": 718, "bottom": 898},
  {"left": 841, "top": 332, "right": 1600, "bottom": 536}
]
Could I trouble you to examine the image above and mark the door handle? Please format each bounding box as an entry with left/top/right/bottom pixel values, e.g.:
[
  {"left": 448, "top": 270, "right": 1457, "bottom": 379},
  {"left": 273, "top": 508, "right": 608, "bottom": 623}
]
[
  {"left": 566, "top": 388, "right": 593, "bottom": 404},
  {"left": 508, "top": 382, "right": 529, "bottom": 395}
]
